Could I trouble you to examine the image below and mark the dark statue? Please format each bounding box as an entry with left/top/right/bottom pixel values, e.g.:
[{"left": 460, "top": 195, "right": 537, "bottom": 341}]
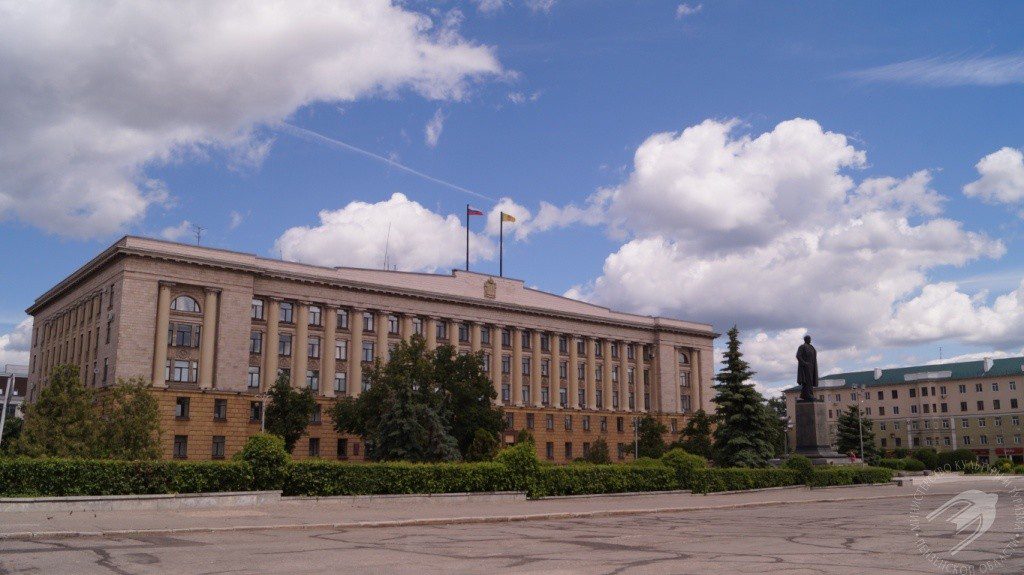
[{"left": 796, "top": 335, "right": 819, "bottom": 401}]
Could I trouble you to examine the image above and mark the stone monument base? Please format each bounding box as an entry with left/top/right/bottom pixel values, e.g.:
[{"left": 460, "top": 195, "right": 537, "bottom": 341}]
[{"left": 794, "top": 399, "right": 852, "bottom": 466}]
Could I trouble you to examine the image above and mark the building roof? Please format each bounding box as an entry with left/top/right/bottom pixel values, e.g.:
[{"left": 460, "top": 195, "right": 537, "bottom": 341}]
[
  {"left": 784, "top": 356, "right": 1024, "bottom": 393},
  {"left": 28, "top": 236, "right": 718, "bottom": 338}
]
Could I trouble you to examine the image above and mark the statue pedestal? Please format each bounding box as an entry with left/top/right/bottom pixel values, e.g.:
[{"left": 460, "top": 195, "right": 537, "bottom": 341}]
[{"left": 794, "top": 400, "right": 851, "bottom": 466}]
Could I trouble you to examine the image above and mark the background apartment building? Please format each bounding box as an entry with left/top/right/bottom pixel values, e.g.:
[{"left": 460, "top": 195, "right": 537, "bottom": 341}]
[
  {"left": 1, "top": 364, "right": 27, "bottom": 421},
  {"left": 784, "top": 357, "right": 1024, "bottom": 464},
  {"left": 25, "top": 236, "right": 717, "bottom": 463}
]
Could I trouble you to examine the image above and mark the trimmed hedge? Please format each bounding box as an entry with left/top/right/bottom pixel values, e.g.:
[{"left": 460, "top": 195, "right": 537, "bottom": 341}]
[
  {"left": 0, "top": 458, "right": 253, "bottom": 497},
  {"left": 538, "top": 463, "right": 677, "bottom": 496},
  {"left": 806, "top": 466, "right": 893, "bottom": 487},
  {"left": 660, "top": 449, "right": 709, "bottom": 490},
  {"left": 876, "top": 458, "right": 925, "bottom": 472},
  {"left": 283, "top": 460, "right": 515, "bottom": 496},
  {"left": 691, "top": 468, "right": 801, "bottom": 494}
]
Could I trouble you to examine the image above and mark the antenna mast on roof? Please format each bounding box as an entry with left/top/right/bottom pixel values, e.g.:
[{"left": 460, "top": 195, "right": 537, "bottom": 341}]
[
  {"left": 382, "top": 222, "right": 392, "bottom": 270},
  {"left": 939, "top": 346, "right": 943, "bottom": 361},
  {"left": 192, "top": 224, "right": 205, "bottom": 246}
]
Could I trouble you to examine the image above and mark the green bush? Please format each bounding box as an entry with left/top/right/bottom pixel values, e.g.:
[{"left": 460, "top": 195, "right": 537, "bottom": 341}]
[
  {"left": 876, "top": 458, "right": 925, "bottom": 472},
  {"left": 235, "top": 433, "right": 290, "bottom": 490},
  {"left": 0, "top": 458, "right": 252, "bottom": 497},
  {"left": 1013, "top": 465, "right": 1024, "bottom": 475},
  {"left": 783, "top": 455, "right": 814, "bottom": 481},
  {"left": 539, "top": 463, "right": 677, "bottom": 496},
  {"left": 806, "top": 466, "right": 893, "bottom": 487},
  {"left": 994, "top": 458, "right": 1014, "bottom": 473},
  {"left": 691, "top": 468, "right": 801, "bottom": 494},
  {"left": 937, "top": 449, "right": 977, "bottom": 471},
  {"left": 494, "top": 442, "right": 541, "bottom": 495},
  {"left": 283, "top": 460, "right": 514, "bottom": 496},
  {"left": 962, "top": 461, "right": 990, "bottom": 475},
  {"left": 660, "top": 448, "right": 708, "bottom": 490},
  {"left": 911, "top": 448, "right": 939, "bottom": 470},
  {"left": 890, "top": 448, "right": 910, "bottom": 458}
]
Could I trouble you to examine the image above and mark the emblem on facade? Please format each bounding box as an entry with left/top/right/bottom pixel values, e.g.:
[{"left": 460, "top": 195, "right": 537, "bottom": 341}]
[{"left": 483, "top": 278, "right": 497, "bottom": 300}]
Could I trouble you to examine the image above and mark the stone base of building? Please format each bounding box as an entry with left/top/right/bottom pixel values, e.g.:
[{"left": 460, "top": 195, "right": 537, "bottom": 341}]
[{"left": 794, "top": 399, "right": 852, "bottom": 466}]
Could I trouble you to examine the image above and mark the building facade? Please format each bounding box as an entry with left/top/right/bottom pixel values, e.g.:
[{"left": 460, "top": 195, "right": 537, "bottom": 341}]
[
  {"left": 1, "top": 364, "right": 28, "bottom": 421},
  {"left": 784, "top": 357, "right": 1024, "bottom": 464},
  {"left": 26, "top": 236, "right": 717, "bottom": 463}
]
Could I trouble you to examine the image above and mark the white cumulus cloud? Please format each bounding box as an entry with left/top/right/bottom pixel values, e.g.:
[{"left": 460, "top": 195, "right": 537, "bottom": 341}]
[
  {"left": 0, "top": 318, "right": 32, "bottom": 367},
  {"left": 0, "top": 1, "right": 501, "bottom": 238},
  {"left": 275, "top": 192, "right": 496, "bottom": 273},
  {"left": 963, "top": 147, "right": 1024, "bottom": 206},
  {"left": 160, "top": 220, "right": 193, "bottom": 242},
  {"left": 425, "top": 109, "right": 447, "bottom": 148},
  {"left": 676, "top": 3, "right": 703, "bottom": 19}
]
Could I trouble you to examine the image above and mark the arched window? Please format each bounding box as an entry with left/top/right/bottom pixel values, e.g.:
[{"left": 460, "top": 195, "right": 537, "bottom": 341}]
[
  {"left": 678, "top": 351, "right": 689, "bottom": 365},
  {"left": 170, "top": 295, "right": 201, "bottom": 313}
]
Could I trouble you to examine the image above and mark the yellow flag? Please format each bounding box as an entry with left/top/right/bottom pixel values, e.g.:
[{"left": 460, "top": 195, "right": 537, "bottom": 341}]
[{"left": 501, "top": 212, "right": 516, "bottom": 223}]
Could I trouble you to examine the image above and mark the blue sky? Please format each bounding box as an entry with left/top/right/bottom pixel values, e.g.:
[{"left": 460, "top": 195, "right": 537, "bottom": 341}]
[{"left": 2, "top": 1, "right": 1024, "bottom": 392}]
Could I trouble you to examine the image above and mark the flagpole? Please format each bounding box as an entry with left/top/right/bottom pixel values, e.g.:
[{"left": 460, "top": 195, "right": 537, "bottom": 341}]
[
  {"left": 465, "top": 204, "right": 470, "bottom": 271},
  {"left": 499, "top": 213, "right": 504, "bottom": 278}
]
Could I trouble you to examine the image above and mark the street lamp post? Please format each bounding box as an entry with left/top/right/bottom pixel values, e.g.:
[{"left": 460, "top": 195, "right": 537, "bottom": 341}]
[{"left": 857, "top": 383, "right": 866, "bottom": 462}]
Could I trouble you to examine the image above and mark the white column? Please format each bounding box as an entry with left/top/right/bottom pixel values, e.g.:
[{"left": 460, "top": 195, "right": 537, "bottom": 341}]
[
  {"left": 512, "top": 327, "right": 523, "bottom": 406},
  {"left": 568, "top": 335, "right": 579, "bottom": 410},
  {"left": 531, "top": 331, "right": 542, "bottom": 407},
  {"left": 323, "top": 307, "right": 337, "bottom": 398},
  {"left": 490, "top": 325, "right": 502, "bottom": 403},
  {"left": 293, "top": 303, "right": 309, "bottom": 389},
  {"left": 152, "top": 283, "right": 171, "bottom": 388},
  {"left": 264, "top": 298, "right": 280, "bottom": 391},
  {"left": 425, "top": 317, "right": 437, "bottom": 350},
  {"left": 198, "top": 288, "right": 219, "bottom": 389},
  {"left": 376, "top": 311, "right": 389, "bottom": 362},
  {"left": 470, "top": 322, "right": 482, "bottom": 353},
  {"left": 585, "top": 337, "right": 596, "bottom": 410},
  {"left": 349, "top": 307, "right": 363, "bottom": 397}
]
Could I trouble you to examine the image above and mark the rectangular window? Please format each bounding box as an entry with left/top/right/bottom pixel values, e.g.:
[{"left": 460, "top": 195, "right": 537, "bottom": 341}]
[
  {"left": 522, "top": 385, "right": 530, "bottom": 405},
  {"left": 483, "top": 353, "right": 491, "bottom": 373},
  {"left": 961, "top": 401, "right": 968, "bottom": 412},
  {"left": 541, "top": 387, "right": 550, "bottom": 406},
  {"left": 361, "top": 373, "right": 371, "bottom": 392},
  {"left": 1013, "top": 399, "right": 1019, "bottom": 409},
  {"left": 546, "top": 442, "right": 554, "bottom": 460},
  {"left": 559, "top": 361, "right": 568, "bottom": 380},
  {"left": 994, "top": 399, "right": 1002, "bottom": 410},
  {"left": 332, "top": 372, "right": 346, "bottom": 393},
  {"left": 582, "top": 415, "right": 591, "bottom": 431},
  {"left": 481, "top": 326, "right": 491, "bottom": 345},
  {"left": 167, "top": 360, "right": 198, "bottom": 383},
  {"left": 978, "top": 400, "right": 985, "bottom": 411},
  {"left": 577, "top": 362, "right": 585, "bottom": 380},
  {"left": 611, "top": 342, "right": 619, "bottom": 358},
  {"left": 436, "top": 321, "right": 447, "bottom": 340},
  {"left": 502, "top": 355, "right": 511, "bottom": 374},
  {"left": 310, "top": 404, "right": 322, "bottom": 424},
  {"left": 412, "top": 317, "right": 423, "bottom": 336},
  {"left": 308, "top": 336, "right": 320, "bottom": 358},
  {"left": 173, "top": 435, "right": 188, "bottom": 459},
  {"left": 248, "top": 366, "right": 260, "bottom": 389},
  {"left": 250, "top": 331, "right": 263, "bottom": 354},
  {"left": 541, "top": 359, "right": 550, "bottom": 377},
  {"left": 213, "top": 399, "right": 227, "bottom": 421},
  {"left": 309, "top": 437, "right": 320, "bottom": 457},
  {"left": 596, "top": 365, "right": 603, "bottom": 382},
  {"left": 565, "top": 442, "right": 573, "bottom": 460},
  {"left": 306, "top": 370, "right": 319, "bottom": 391},
  {"left": 612, "top": 390, "right": 619, "bottom": 409},
  {"left": 577, "top": 340, "right": 585, "bottom": 355},
  {"left": 389, "top": 315, "right": 400, "bottom": 334},
  {"left": 564, "top": 414, "right": 573, "bottom": 430},
  {"left": 459, "top": 323, "right": 469, "bottom": 342},
  {"left": 502, "top": 383, "right": 510, "bottom": 402},
  {"left": 617, "top": 443, "right": 625, "bottom": 460},
  {"left": 335, "top": 340, "right": 347, "bottom": 361},
  {"left": 251, "top": 298, "right": 265, "bottom": 320},
  {"left": 337, "top": 438, "right": 348, "bottom": 459},
  {"left": 505, "top": 413, "right": 514, "bottom": 431},
  {"left": 502, "top": 329, "right": 511, "bottom": 347},
  {"left": 526, "top": 413, "right": 535, "bottom": 429},
  {"left": 308, "top": 306, "right": 322, "bottom": 326},
  {"left": 993, "top": 382, "right": 1000, "bottom": 392},
  {"left": 541, "top": 334, "right": 550, "bottom": 352},
  {"left": 891, "top": 389, "right": 898, "bottom": 399},
  {"left": 595, "top": 342, "right": 602, "bottom": 358},
  {"left": 559, "top": 336, "right": 568, "bottom": 354},
  {"left": 545, "top": 414, "right": 554, "bottom": 430},
  {"left": 212, "top": 435, "right": 226, "bottom": 459},
  {"left": 1011, "top": 381, "right": 1018, "bottom": 391},
  {"left": 522, "top": 331, "right": 531, "bottom": 349},
  {"left": 362, "top": 341, "right": 375, "bottom": 362},
  {"left": 280, "top": 302, "right": 294, "bottom": 323},
  {"left": 909, "top": 388, "right": 916, "bottom": 398},
  {"left": 559, "top": 387, "right": 568, "bottom": 407},
  {"left": 680, "top": 395, "right": 691, "bottom": 412},
  {"left": 627, "top": 344, "right": 635, "bottom": 360},
  {"left": 250, "top": 401, "right": 262, "bottom": 422},
  {"left": 279, "top": 334, "right": 293, "bottom": 356},
  {"left": 363, "top": 312, "right": 374, "bottom": 332},
  {"left": 337, "top": 309, "right": 349, "bottom": 329},
  {"left": 976, "top": 383, "right": 983, "bottom": 392},
  {"left": 175, "top": 396, "right": 190, "bottom": 419},
  {"left": 596, "top": 389, "right": 603, "bottom": 409},
  {"left": 522, "top": 358, "right": 530, "bottom": 375}
]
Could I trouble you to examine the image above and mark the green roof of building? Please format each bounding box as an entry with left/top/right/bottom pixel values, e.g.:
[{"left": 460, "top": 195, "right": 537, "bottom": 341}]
[{"left": 784, "top": 356, "right": 1024, "bottom": 392}]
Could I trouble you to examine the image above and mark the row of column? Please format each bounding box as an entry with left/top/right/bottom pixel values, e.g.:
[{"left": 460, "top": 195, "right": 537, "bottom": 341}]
[
  {"left": 36, "top": 291, "right": 104, "bottom": 383},
  {"left": 152, "top": 283, "right": 219, "bottom": 389}
]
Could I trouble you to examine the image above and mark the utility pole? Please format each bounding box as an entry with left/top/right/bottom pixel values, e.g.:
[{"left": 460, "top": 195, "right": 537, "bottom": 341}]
[{"left": 193, "top": 224, "right": 205, "bottom": 246}]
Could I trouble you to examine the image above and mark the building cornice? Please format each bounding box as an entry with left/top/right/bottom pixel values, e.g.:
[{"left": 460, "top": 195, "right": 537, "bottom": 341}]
[{"left": 27, "top": 236, "right": 720, "bottom": 340}]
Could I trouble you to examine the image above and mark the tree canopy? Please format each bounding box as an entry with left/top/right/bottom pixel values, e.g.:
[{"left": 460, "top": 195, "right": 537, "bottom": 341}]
[
  {"left": 672, "top": 408, "right": 714, "bottom": 459},
  {"left": 632, "top": 415, "right": 668, "bottom": 459},
  {"left": 329, "top": 335, "right": 503, "bottom": 462},
  {"left": 836, "top": 404, "right": 878, "bottom": 462},
  {"left": 264, "top": 372, "right": 318, "bottom": 453}
]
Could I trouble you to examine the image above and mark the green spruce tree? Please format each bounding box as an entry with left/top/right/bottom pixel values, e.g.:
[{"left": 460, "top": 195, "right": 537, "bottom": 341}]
[
  {"left": 835, "top": 405, "right": 878, "bottom": 462},
  {"left": 632, "top": 415, "right": 668, "bottom": 458},
  {"left": 95, "top": 377, "right": 162, "bottom": 460},
  {"left": 711, "top": 327, "right": 776, "bottom": 468},
  {"left": 672, "top": 408, "right": 714, "bottom": 459}
]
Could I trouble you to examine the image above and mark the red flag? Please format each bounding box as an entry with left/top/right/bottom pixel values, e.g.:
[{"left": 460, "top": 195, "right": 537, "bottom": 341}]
[{"left": 467, "top": 206, "right": 484, "bottom": 216}]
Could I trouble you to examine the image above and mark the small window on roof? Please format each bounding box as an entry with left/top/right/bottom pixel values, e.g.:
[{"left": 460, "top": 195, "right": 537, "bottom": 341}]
[{"left": 171, "top": 296, "right": 200, "bottom": 313}]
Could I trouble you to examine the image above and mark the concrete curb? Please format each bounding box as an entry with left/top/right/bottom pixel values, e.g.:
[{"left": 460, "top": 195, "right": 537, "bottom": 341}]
[
  {"left": 540, "top": 489, "right": 692, "bottom": 500},
  {"left": 283, "top": 491, "right": 526, "bottom": 504},
  {"left": 0, "top": 491, "right": 281, "bottom": 513},
  {"left": 0, "top": 487, "right": 960, "bottom": 541}
]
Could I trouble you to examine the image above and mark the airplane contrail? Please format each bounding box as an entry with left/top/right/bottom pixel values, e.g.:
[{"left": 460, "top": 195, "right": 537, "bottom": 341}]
[{"left": 275, "top": 122, "right": 497, "bottom": 203}]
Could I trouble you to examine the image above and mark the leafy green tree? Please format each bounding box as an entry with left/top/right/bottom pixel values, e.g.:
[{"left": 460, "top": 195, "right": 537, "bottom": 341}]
[
  {"left": 19, "top": 365, "right": 98, "bottom": 458},
  {"left": 632, "top": 415, "right": 668, "bottom": 458},
  {"left": 465, "top": 428, "right": 500, "bottom": 461},
  {"left": 711, "top": 327, "right": 776, "bottom": 468},
  {"left": 264, "top": 372, "right": 317, "bottom": 453},
  {"left": 235, "top": 433, "right": 290, "bottom": 490},
  {"left": 765, "top": 396, "right": 789, "bottom": 458},
  {"left": 95, "top": 377, "right": 162, "bottom": 460},
  {"left": 432, "top": 346, "right": 504, "bottom": 456},
  {"left": 515, "top": 429, "right": 535, "bottom": 445},
  {"left": 585, "top": 437, "right": 611, "bottom": 464},
  {"left": 672, "top": 409, "right": 714, "bottom": 459},
  {"left": 1, "top": 415, "right": 22, "bottom": 456},
  {"left": 332, "top": 336, "right": 502, "bottom": 462},
  {"left": 836, "top": 405, "right": 878, "bottom": 462}
]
